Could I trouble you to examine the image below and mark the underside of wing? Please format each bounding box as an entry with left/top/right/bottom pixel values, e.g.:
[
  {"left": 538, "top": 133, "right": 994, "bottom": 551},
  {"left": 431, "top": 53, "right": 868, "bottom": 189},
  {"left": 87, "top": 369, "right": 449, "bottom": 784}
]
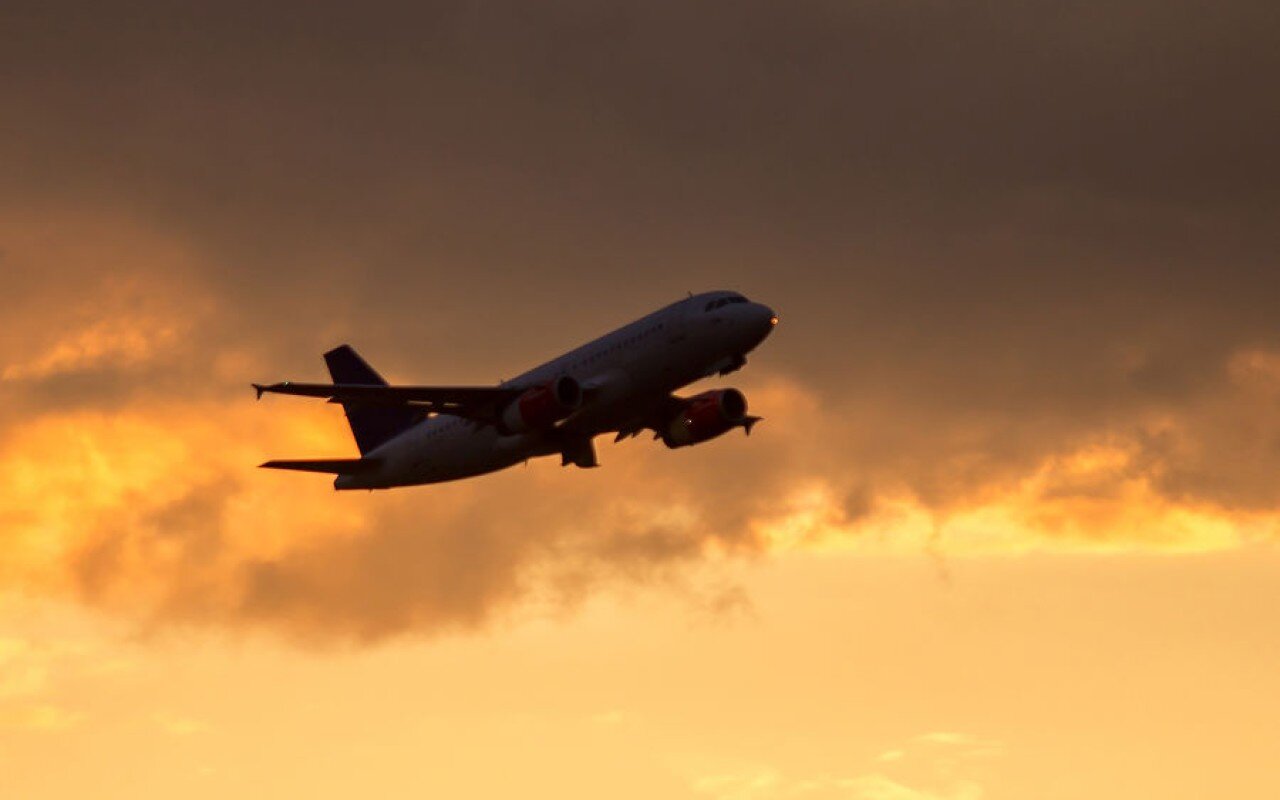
[{"left": 609, "top": 393, "right": 687, "bottom": 441}]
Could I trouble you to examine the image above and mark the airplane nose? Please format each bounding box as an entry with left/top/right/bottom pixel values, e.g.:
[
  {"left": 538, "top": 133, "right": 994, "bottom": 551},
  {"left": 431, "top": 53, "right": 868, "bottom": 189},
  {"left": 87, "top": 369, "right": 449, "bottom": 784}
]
[
  {"left": 750, "top": 303, "right": 778, "bottom": 340},
  {"left": 758, "top": 304, "right": 777, "bottom": 332}
]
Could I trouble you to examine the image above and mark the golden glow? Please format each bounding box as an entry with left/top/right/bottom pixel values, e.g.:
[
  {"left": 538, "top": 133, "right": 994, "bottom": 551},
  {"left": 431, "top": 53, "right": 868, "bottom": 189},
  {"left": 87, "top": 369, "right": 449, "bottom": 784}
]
[
  {"left": 0, "top": 401, "right": 365, "bottom": 602},
  {"left": 0, "top": 262, "right": 1274, "bottom": 800},
  {"left": 1, "top": 8, "right": 1278, "bottom": 795},
  {"left": 753, "top": 443, "right": 1276, "bottom": 556},
  {"left": 0, "top": 214, "right": 1274, "bottom": 800},
  {"left": 0, "top": 317, "right": 184, "bottom": 382}
]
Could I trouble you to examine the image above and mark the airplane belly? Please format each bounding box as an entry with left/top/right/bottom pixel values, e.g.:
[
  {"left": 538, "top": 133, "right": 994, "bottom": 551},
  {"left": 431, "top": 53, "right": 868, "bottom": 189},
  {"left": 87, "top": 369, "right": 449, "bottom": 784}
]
[{"left": 406, "top": 423, "right": 538, "bottom": 485}]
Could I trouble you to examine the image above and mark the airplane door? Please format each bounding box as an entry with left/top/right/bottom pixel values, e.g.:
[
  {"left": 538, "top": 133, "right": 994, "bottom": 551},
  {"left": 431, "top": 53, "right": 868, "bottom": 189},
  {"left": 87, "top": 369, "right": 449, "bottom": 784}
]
[{"left": 666, "top": 302, "right": 691, "bottom": 345}]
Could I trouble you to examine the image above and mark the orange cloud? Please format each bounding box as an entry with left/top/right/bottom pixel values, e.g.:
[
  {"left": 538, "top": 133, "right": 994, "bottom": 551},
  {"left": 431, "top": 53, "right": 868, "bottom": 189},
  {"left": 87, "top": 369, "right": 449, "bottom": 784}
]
[
  {"left": 0, "top": 316, "right": 186, "bottom": 382},
  {"left": 0, "top": 207, "right": 1277, "bottom": 641},
  {"left": 2, "top": 364, "right": 1279, "bottom": 641},
  {"left": 0, "top": 401, "right": 360, "bottom": 596},
  {"left": 753, "top": 440, "right": 1279, "bottom": 557}
]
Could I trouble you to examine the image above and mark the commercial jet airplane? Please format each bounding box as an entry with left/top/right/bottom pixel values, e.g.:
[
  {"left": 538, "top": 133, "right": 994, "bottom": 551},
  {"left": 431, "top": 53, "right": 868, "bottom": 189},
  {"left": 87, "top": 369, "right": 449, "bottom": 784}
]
[{"left": 253, "top": 291, "right": 778, "bottom": 490}]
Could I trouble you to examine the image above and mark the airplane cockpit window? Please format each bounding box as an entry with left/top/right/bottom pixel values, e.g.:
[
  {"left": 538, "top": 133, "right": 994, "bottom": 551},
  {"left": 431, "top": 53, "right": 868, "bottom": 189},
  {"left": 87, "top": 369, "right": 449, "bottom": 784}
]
[{"left": 703, "top": 295, "right": 750, "bottom": 312}]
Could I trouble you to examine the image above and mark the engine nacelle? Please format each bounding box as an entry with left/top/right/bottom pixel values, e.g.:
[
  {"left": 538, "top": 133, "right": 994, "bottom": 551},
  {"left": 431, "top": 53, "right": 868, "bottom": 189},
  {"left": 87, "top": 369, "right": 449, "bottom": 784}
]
[
  {"left": 663, "top": 388, "right": 752, "bottom": 448},
  {"left": 501, "top": 376, "right": 583, "bottom": 433}
]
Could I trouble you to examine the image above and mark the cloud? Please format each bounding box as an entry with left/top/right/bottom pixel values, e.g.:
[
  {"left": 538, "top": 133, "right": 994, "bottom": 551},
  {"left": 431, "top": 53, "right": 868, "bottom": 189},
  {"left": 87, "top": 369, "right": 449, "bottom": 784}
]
[
  {"left": 692, "top": 768, "right": 782, "bottom": 800},
  {"left": 0, "top": 638, "right": 50, "bottom": 700},
  {"left": 2, "top": 346, "right": 1278, "bottom": 642},
  {"left": 2, "top": 322, "right": 1278, "bottom": 643},
  {"left": 0, "top": 704, "right": 84, "bottom": 732},
  {"left": 0, "top": 1, "right": 1278, "bottom": 640},
  {"left": 0, "top": 388, "right": 767, "bottom": 641},
  {"left": 686, "top": 732, "right": 1003, "bottom": 800},
  {"left": 841, "top": 775, "right": 984, "bottom": 800},
  {"left": 0, "top": 317, "right": 184, "bottom": 382},
  {"left": 0, "top": 631, "right": 100, "bottom": 732},
  {"left": 151, "top": 710, "right": 208, "bottom": 736},
  {"left": 589, "top": 709, "right": 625, "bottom": 726},
  {"left": 691, "top": 768, "right": 986, "bottom": 800}
]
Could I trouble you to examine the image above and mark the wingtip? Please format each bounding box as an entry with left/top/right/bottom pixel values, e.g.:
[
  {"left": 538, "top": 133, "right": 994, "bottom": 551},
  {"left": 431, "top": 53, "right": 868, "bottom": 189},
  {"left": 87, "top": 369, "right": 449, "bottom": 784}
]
[
  {"left": 252, "top": 383, "right": 265, "bottom": 400},
  {"left": 743, "top": 415, "right": 762, "bottom": 435}
]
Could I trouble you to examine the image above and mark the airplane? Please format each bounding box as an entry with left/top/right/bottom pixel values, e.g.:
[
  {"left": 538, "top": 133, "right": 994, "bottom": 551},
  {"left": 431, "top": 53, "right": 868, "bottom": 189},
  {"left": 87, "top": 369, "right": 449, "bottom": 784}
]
[{"left": 253, "top": 290, "right": 778, "bottom": 490}]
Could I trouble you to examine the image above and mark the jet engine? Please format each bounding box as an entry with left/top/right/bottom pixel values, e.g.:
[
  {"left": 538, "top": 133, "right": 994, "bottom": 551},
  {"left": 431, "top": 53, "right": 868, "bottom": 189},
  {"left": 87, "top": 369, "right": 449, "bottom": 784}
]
[
  {"left": 663, "top": 388, "right": 758, "bottom": 448},
  {"left": 501, "top": 376, "right": 583, "bottom": 433}
]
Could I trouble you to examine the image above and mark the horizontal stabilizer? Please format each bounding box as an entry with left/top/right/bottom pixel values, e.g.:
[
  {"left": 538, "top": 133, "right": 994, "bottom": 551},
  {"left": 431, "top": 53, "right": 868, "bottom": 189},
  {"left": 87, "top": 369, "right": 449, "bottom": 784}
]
[{"left": 259, "top": 458, "right": 382, "bottom": 474}]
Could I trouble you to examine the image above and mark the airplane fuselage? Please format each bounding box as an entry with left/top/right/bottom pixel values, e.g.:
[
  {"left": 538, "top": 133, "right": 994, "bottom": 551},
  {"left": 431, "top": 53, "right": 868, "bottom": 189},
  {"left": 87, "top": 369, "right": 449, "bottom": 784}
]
[{"left": 265, "top": 291, "right": 777, "bottom": 490}]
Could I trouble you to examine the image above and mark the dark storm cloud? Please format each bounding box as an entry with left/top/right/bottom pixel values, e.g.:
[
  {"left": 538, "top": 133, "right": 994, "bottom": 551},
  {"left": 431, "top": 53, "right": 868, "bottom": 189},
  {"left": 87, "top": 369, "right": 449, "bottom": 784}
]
[
  {"left": 4, "top": 0, "right": 1274, "bottom": 374},
  {"left": 2, "top": 0, "right": 1278, "bottom": 637}
]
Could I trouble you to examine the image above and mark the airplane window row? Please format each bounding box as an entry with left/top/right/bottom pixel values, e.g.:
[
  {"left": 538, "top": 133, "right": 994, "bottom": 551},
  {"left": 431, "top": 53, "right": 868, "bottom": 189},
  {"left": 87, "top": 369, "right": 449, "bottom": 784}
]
[
  {"left": 573, "top": 322, "right": 665, "bottom": 368},
  {"left": 705, "top": 296, "right": 748, "bottom": 312}
]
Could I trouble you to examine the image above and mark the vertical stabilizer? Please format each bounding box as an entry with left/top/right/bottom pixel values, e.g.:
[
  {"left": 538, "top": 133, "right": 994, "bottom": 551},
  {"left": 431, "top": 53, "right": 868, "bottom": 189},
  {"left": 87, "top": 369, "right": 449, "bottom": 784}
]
[{"left": 323, "top": 345, "right": 421, "bottom": 454}]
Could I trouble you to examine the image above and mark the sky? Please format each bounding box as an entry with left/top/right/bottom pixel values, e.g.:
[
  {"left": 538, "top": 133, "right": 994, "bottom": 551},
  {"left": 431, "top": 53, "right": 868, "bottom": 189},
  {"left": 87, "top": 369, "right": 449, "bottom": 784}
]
[{"left": 1, "top": 1, "right": 1278, "bottom": 797}]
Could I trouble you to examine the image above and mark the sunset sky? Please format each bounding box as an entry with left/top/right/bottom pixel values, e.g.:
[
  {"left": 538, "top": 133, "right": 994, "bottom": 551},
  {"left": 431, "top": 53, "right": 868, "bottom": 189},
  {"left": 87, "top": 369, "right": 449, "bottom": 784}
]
[{"left": 2, "top": 2, "right": 1279, "bottom": 797}]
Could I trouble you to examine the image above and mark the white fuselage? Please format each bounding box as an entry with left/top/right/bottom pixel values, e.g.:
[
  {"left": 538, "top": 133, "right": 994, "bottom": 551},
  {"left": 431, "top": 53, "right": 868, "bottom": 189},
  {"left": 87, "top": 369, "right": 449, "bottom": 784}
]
[{"left": 336, "top": 292, "right": 776, "bottom": 489}]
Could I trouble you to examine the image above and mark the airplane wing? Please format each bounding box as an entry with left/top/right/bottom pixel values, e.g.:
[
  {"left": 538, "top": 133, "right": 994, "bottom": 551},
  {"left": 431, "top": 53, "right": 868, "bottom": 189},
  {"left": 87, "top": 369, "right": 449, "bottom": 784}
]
[
  {"left": 260, "top": 458, "right": 382, "bottom": 474},
  {"left": 252, "top": 382, "right": 524, "bottom": 417},
  {"left": 610, "top": 393, "right": 687, "bottom": 441}
]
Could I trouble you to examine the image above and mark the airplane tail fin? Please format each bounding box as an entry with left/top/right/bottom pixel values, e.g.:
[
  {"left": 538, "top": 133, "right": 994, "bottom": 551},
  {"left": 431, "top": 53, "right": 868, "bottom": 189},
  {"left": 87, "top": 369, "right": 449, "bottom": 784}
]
[{"left": 323, "top": 345, "right": 422, "bottom": 455}]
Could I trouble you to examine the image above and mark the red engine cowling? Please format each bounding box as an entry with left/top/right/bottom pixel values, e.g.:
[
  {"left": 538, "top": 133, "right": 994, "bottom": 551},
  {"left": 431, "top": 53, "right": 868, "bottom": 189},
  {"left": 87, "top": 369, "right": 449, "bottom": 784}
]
[
  {"left": 663, "top": 389, "right": 752, "bottom": 448},
  {"left": 501, "top": 376, "right": 583, "bottom": 433}
]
